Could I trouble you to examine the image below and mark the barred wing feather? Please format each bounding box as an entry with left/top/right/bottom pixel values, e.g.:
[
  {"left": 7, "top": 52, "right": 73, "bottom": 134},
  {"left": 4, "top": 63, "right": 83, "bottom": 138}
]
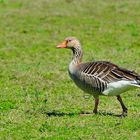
[{"left": 78, "top": 61, "right": 140, "bottom": 93}]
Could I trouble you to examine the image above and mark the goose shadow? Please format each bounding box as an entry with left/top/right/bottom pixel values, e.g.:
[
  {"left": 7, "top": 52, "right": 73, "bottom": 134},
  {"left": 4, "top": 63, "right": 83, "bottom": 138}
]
[
  {"left": 97, "top": 111, "right": 126, "bottom": 118},
  {"left": 44, "top": 111, "right": 125, "bottom": 118}
]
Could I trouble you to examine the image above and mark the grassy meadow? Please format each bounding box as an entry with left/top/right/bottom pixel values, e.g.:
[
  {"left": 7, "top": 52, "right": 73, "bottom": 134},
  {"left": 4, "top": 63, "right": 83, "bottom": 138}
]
[{"left": 0, "top": 0, "right": 140, "bottom": 139}]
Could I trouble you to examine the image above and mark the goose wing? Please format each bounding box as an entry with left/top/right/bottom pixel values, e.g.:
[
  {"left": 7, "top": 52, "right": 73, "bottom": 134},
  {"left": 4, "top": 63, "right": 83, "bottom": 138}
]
[{"left": 78, "top": 61, "right": 139, "bottom": 82}]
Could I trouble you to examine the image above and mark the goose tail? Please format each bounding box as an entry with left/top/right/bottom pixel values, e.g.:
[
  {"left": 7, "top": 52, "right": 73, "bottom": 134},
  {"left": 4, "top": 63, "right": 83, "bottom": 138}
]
[
  {"left": 137, "top": 74, "right": 140, "bottom": 82},
  {"left": 133, "top": 75, "right": 140, "bottom": 88}
]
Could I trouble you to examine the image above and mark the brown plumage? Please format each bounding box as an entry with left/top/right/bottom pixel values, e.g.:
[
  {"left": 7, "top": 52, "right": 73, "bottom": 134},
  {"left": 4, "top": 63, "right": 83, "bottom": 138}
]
[{"left": 56, "top": 37, "right": 140, "bottom": 116}]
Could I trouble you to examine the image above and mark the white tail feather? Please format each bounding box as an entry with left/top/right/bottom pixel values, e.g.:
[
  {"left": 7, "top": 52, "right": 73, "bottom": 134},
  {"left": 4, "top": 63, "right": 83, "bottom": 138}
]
[{"left": 103, "top": 80, "right": 139, "bottom": 96}]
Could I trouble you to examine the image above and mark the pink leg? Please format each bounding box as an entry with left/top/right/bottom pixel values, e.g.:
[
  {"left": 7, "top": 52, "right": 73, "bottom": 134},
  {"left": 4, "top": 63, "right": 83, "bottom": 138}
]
[
  {"left": 93, "top": 97, "right": 99, "bottom": 114},
  {"left": 117, "top": 95, "right": 128, "bottom": 116}
]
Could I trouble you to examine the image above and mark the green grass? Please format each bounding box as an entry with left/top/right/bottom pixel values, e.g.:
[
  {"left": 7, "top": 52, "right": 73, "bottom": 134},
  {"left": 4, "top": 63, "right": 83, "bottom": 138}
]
[{"left": 0, "top": 0, "right": 140, "bottom": 139}]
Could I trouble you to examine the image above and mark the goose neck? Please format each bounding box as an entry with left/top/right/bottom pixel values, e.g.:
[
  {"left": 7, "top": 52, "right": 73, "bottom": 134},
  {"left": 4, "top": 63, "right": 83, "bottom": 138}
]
[{"left": 71, "top": 46, "right": 83, "bottom": 65}]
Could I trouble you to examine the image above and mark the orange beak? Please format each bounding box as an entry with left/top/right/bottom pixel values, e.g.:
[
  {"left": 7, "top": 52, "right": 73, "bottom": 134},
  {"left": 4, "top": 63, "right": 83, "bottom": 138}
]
[{"left": 56, "top": 41, "right": 67, "bottom": 48}]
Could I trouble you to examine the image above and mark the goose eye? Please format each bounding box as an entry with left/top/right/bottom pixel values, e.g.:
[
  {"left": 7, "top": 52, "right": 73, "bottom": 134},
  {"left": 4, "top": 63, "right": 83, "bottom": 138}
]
[{"left": 67, "top": 39, "right": 71, "bottom": 42}]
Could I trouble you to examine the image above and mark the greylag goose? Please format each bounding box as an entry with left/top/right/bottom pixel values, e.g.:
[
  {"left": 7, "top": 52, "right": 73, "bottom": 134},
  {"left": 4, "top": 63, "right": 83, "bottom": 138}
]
[{"left": 56, "top": 37, "right": 140, "bottom": 116}]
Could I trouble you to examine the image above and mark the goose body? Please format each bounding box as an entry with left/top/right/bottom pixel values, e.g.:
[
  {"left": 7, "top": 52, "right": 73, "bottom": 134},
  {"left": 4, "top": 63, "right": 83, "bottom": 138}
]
[
  {"left": 57, "top": 37, "right": 140, "bottom": 116},
  {"left": 69, "top": 61, "right": 140, "bottom": 96}
]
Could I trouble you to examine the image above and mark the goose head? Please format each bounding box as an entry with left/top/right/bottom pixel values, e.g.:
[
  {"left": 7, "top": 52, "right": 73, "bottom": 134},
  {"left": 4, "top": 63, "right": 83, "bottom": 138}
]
[{"left": 56, "top": 37, "right": 81, "bottom": 49}]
